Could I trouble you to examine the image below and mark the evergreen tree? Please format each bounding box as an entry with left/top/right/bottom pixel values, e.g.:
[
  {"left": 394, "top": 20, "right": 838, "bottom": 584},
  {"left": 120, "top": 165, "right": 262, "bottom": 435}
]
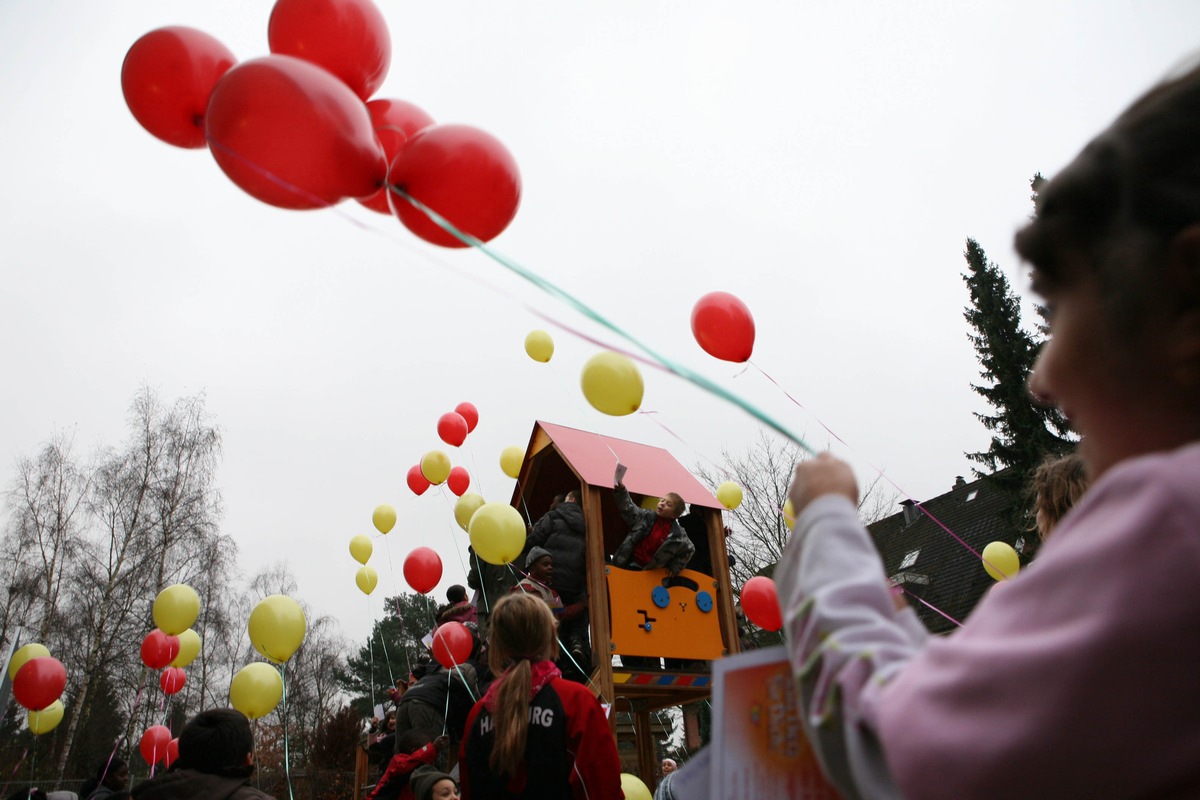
[
  {"left": 961, "top": 237, "right": 1072, "bottom": 483},
  {"left": 335, "top": 592, "right": 439, "bottom": 714}
]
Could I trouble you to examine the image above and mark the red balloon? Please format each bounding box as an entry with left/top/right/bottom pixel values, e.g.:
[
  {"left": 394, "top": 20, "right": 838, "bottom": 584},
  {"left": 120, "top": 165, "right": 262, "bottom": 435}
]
[
  {"left": 165, "top": 738, "right": 180, "bottom": 769},
  {"left": 121, "top": 26, "right": 237, "bottom": 149},
  {"left": 206, "top": 55, "right": 386, "bottom": 210},
  {"left": 268, "top": 0, "right": 391, "bottom": 101},
  {"left": 403, "top": 546, "right": 443, "bottom": 594},
  {"left": 437, "top": 412, "right": 469, "bottom": 447},
  {"left": 406, "top": 464, "right": 431, "bottom": 496},
  {"left": 432, "top": 621, "right": 474, "bottom": 669},
  {"left": 358, "top": 99, "right": 436, "bottom": 214},
  {"left": 388, "top": 124, "right": 521, "bottom": 247},
  {"left": 140, "top": 725, "right": 172, "bottom": 766},
  {"left": 160, "top": 667, "right": 187, "bottom": 696},
  {"left": 691, "top": 291, "right": 756, "bottom": 363},
  {"left": 454, "top": 402, "right": 479, "bottom": 433},
  {"left": 446, "top": 466, "right": 471, "bottom": 497},
  {"left": 741, "top": 576, "right": 782, "bottom": 632},
  {"left": 12, "top": 657, "right": 67, "bottom": 711},
  {"left": 141, "top": 629, "right": 181, "bottom": 670}
]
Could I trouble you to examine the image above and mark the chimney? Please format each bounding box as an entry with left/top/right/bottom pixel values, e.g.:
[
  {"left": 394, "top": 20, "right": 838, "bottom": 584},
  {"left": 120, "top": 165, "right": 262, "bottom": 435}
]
[
  {"left": 954, "top": 476, "right": 967, "bottom": 489},
  {"left": 900, "top": 499, "right": 921, "bottom": 526}
]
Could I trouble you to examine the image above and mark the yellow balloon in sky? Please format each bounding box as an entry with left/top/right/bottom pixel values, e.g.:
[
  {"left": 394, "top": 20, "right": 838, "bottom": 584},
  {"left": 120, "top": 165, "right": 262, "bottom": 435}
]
[
  {"left": 499, "top": 446, "right": 524, "bottom": 479},
  {"left": 982, "top": 541, "right": 1020, "bottom": 581},
  {"left": 356, "top": 565, "right": 379, "bottom": 595},
  {"left": 8, "top": 643, "right": 50, "bottom": 681},
  {"left": 421, "top": 451, "right": 452, "bottom": 485},
  {"left": 782, "top": 499, "right": 796, "bottom": 530},
  {"left": 469, "top": 503, "right": 527, "bottom": 565},
  {"left": 28, "top": 700, "right": 64, "bottom": 736},
  {"left": 171, "top": 628, "right": 202, "bottom": 668},
  {"left": 248, "top": 595, "right": 307, "bottom": 663},
  {"left": 454, "top": 493, "right": 487, "bottom": 532},
  {"left": 349, "top": 534, "right": 373, "bottom": 565},
  {"left": 619, "top": 773, "right": 653, "bottom": 800},
  {"left": 153, "top": 584, "right": 200, "bottom": 636},
  {"left": 524, "top": 330, "right": 554, "bottom": 363},
  {"left": 716, "top": 481, "right": 744, "bottom": 510},
  {"left": 581, "top": 351, "right": 643, "bottom": 416},
  {"left": 372, "top": 504, "right": 396, "bottom": 535},
  {"left": 230, "top": 662, "right": 283, "bottom": 720}
]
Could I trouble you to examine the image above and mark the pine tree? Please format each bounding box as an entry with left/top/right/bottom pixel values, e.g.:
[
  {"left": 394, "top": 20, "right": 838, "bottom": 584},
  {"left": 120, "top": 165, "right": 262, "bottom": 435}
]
[{"left": 334, "top": 592, "right": 440, "bottom": 713}]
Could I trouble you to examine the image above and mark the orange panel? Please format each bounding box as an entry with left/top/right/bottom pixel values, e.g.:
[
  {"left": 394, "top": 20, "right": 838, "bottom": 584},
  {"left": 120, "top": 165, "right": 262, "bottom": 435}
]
[{"left": 607, "top": 566, "right": 725, "bottom": 660}]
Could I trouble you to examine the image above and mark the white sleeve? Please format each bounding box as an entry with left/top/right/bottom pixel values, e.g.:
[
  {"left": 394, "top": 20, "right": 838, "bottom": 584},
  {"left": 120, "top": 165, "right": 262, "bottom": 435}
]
[{"left": 776, "top": 495, "right": 928, "bottom": 800}]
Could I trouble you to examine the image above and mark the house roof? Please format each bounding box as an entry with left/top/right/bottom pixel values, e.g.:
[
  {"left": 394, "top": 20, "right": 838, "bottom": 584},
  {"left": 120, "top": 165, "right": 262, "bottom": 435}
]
[{"left": 532, "top": 421, "right": 719, "bottom": 509}]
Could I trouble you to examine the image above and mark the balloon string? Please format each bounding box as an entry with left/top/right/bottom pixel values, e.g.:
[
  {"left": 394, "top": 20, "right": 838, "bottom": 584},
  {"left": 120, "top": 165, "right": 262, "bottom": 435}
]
[
  {"left": 0, "top": 747, "right": 28, "bottom": 799},
  {"left": 280, "top": 665, "right": 296, "bottom": 800},
  {"left": 897, "top": 585, "right": 964, "bottom": 628},
  {"left": 390, "top": 187, "right": 820, "bottom": 457},
  {"left": 367, "top": 595, "right": 378, "bottom": 714}
]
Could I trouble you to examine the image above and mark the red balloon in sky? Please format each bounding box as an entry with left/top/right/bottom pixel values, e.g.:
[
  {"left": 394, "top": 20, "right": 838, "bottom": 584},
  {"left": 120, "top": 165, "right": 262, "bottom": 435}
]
[
  {"left": 403, "top": 546, "right": 443, "bottom": 594},
  {"left": 740, "top": 576, "right": 782, "bottom": 632},
  {"left": 691, "top": 291, "right": 756, "bottom": 363},
  {"left": 141, "top": 629, "right": 181, "bottom": 670},
  {"left": 432, "top": 621, "right": 474, "bottom": 668},
  {"left": 446, "top": 466, "right": 471, "bottom": 497},
  {"left": 454, "top": 402, "right": 479, "bottom": 433},
  {"left": 437, "top": 412, "right": 469, "bottom": 447},
  {"left": 268, "top": 0, "right": 391, "bottom": 101},
  {"left": 121, "top": 26, "right": 237, "bottom": 149},
  {"left": 358, "top": 99, "right": 436, "bottom": 214},
  {"left": 160, "top": 667, "right": 187, "bottom": 696},
  {"left": 406, "top": 464, "right": 431, "bottom": 496},
  {"left": 206, "top": 55, "right": 386, "bottom": 210},
  {"left": 140, "top": 725, "right": 172, "bottom": 766},
  {"left": 12, "top": 657, "right": 67, "bottom": 711},
  {"left": 388, "top": 124, "right": 521, "bottom": 247}
]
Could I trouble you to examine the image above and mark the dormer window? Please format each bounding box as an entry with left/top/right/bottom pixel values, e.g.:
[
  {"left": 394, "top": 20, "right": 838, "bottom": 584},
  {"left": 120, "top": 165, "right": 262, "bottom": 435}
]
[
  {"left": 899, "top": 549, "right": 920, "bottom": 569},
  {"left": 966, "top": 490, "right": 979, "bottom": 501}
]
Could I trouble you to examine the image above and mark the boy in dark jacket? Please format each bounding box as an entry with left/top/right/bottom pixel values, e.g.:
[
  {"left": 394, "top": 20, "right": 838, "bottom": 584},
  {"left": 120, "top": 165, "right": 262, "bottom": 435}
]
[
  {"left": 612, "top": 482, "right": 695, "bottom": 576},
  {"left": 131, "top": 708, "right": 273, "bottom": 800}
]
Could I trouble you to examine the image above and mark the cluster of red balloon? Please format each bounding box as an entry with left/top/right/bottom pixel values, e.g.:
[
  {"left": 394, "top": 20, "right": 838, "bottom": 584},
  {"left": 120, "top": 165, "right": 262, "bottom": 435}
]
[
  {"left": 137, "top": 584, "right": 203, "bottom": 766},
  {"left": 121, "top": 0, "right": 521, "bottom": 246},
  {"left": 8, "top": 643, "right": 67, "bottom": 736},
  {"left": 408, "top": 402, "right": 479, "bottom": 498}
]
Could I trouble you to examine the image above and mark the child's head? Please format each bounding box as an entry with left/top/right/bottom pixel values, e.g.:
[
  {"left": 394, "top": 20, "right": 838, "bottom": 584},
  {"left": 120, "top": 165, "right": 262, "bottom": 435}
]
[
  {"left": 1031, "top": 452, "right": 1090, "bottom": 539},
  {"left": 96, "top": 756, "right": 129, "bottom": 790},
  {"left": 656, "top": 492, "right": 686, "bottom": 520},
  {"left": 525, "top": 546, "right": 554, "bottom": 584},
  {"left": 410, "top": 764, "right": 460, "bottom": 800},
  {"left": 177, "top": 708, "right": 255, "bottom": 774},
  {"left": 488, "top": 592, "right": 557, "bottom": 674},
  {"left": 1018, "top": 62, "right": 1200, "bottom": 476},
  {"left": 447, "top": 584, "right": 467, "bottom": 604}
]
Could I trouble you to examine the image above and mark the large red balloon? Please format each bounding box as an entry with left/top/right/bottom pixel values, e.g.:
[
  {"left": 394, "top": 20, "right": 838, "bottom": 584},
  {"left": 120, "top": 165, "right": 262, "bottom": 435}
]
[
  {"left": 406, "top": 464, "right": 431, "bottom": 496},
  {"left": 160, "top": 667, "right": 187, "bottom": 696},
  {"left": 437, "top": 412, "right": 469, "bottom": 447},
  {"left": 121, "top": 26, "right": 237, "bottom": 149},
  {"left": 740, "top": 576, "right": 782, "bottom": 632},
  {"left": 691, "top": 292, "right": 756, "bottom": 363},
  {"left": 446, "top": 466, "right": 471, "bottom": 497},
  {"left": 358, "top": 99, "right": 436, "bottom": 214},
  {"left": 165, "top": 738, "right": 180, "bottom": 769},
  {"left": 140, "top": 725, "right": 172, "bottom": 766},
  {"left": 454, "top": 402, "right": 479, "bottom": 433},
  {"left": 206, "top": 55, "right": 386, "bottom": 210},
  {"left": 141, "top": 629, "right": 181, "bottom": 670},
  {"left": 403, "top": 547, "right": 443, "bottom": 594},
  {"left": 388, "top": 124, "right": 521, "bottom": 247},
  {"left": 268, "top": 0, "right": 391, "bottom": 101},
  {"left": 432, "top": 621, "right": 473, "bottom": 669},
  {"left": 12, "top": 657, "right": 67, "bottom": 711}
]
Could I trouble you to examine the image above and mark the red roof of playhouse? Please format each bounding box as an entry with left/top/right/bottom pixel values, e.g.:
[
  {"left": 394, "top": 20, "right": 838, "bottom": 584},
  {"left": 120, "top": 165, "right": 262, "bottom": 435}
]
[{"left": 530, "top": 421, "right": 719, "bottom": 509}]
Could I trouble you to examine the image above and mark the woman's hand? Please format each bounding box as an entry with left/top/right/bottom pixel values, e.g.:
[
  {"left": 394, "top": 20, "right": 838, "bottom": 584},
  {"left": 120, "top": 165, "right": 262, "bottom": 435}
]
[
  {"left": 433, "top": 734, "right": 450, "bottom": 752},
  {"left": 788, "top": 453, "right": 858, "bottom": 516}
]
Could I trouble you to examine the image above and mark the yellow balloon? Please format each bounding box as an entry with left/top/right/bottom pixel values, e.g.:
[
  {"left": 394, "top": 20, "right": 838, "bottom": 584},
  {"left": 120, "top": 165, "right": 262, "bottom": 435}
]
[
  {"left": 349, "top": 534, "right": 373, "bottom": 565},
  {"left": 8, "top": 643, "right": 50, "bottom": 681},
  {"left": 28, "top": 700, "right": 64, "bottom": 735},
  {"left": 581, "top": 351, "right": 643, "bottom": 416},
  {"left": 499, "top": 446, "right": 524, "bottom": 480},
  {"left": 171, "top": 628, "right": 202, "bottom": 668},
  {"left": 372, "top": 504, "right": 396, "bottom": 535},
  {"left": 982, "top": 541, "right": 1020, "bottom": 582},
  {"left": 782, "top": 499, "right": 796, "bottom": 530},
  {"left": 716, "top": 481, "right": 744, "bottom": 510},
  {"left": 421, "top": 451, "right": 452, "bottom": 485},
  {"left": 230, "top": 662, "right": 283, "bottom": 720},
  {"left": 153, "top": 584, "right": 200, "bottom": 636},
  {"left": 619, "top": 773, "right": 653, "bottom": 800},
  {"left": 248, "top": 595, "right": 307, "bottom": 663},
  {"left": 468, "top": 503, "right": 527, "bottom": 565},
  {"left": 454, "top": 493, "right": 487, "bottom": 532},
  {"left": 640, "top": 495, "right": 660, "bottom": 511},
  {"left": 524, "top": 330, "right": 554, "bottom": 363},
  {"left": 356, "top": 565, "right": 379, "bottom": 595}
]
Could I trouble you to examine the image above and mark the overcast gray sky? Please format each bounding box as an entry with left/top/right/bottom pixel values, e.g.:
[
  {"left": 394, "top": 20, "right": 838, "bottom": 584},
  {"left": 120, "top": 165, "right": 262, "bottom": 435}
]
[{"left": 3, "top": 1, "right": 1198, "bottom": 648}]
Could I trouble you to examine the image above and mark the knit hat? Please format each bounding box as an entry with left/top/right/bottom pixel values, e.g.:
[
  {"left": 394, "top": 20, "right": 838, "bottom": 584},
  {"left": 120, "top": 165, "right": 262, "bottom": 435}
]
[
  {"left": 525, "top": 546, "right": 553, "bottom": 568},
  {"left": 410, "top": 764, "right": 457, "bottom": 800}
]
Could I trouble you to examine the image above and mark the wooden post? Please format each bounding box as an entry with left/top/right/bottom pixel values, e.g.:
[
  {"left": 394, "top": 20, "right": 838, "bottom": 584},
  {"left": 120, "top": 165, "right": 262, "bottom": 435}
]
[
  {"left": 582, "top": 485, "right": 617, "bottom": 733},
  {"left": 707, "top": 509, "right": 741, "bottom": 657},
  {"left": 634, "top": 706, "right": 657, "bottom": 791},
  {"left": 353, "top": 743, "right": 368, "bottom": 800}
]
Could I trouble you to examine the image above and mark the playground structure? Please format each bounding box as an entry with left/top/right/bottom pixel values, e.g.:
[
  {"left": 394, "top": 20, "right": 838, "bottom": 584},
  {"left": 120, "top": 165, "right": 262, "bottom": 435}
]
[{"left": 509, "top": 421, "right": 741, "bottom": 788}]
